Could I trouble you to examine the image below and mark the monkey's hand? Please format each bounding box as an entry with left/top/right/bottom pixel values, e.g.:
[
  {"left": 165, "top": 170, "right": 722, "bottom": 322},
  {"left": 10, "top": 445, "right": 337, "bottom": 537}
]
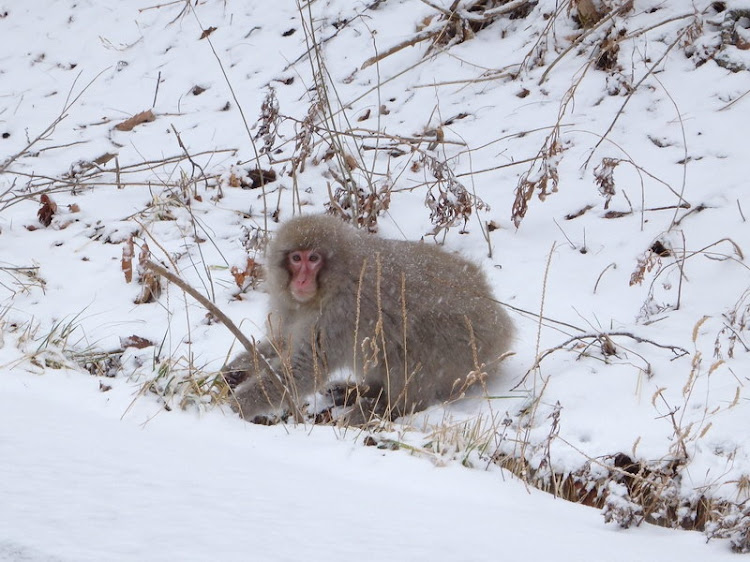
[
  {"left": 326, "top": 382, "right": 388, "bottom": 425},
  {"left": 228, "top": 375, "right": 288, "bottom": 423}
]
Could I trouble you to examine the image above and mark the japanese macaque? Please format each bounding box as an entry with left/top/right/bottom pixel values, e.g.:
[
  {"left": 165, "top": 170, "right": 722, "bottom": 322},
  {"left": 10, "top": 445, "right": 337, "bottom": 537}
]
[{"left": 223, "top": 214, "right": 514, "bottom": 424}]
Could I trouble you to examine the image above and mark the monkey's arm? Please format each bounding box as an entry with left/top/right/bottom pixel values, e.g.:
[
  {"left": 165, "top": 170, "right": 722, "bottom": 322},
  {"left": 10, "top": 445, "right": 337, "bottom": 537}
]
[
  {"left": 143, "top": 260, "right": 305, "bottom": 420},
  {"left": 220, "top": 340, "right": 278, "bottom": 388},
  {"left": 227, "top": 338, "right": 321, "bottom": 423}
]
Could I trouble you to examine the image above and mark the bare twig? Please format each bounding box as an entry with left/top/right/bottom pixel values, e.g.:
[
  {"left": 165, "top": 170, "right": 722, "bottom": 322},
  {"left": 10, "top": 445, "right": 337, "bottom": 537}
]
[
  {"left": 0, "top": 68, "right": 107, "bottom": 174},
  {"left": 361, "top": 28, "right": 438, "bottom": 70},
  {"left": 144, "top": 261, "right": 252, "bottom": 353},
  {"left": 593, "top": 262, "right": 617, "bottom": 294},
  {"left": 152, "top": 71, "right": 162, "bottom": 108},
  {"left": 530, "top": 331, "right": 691, "bottom": 372}
]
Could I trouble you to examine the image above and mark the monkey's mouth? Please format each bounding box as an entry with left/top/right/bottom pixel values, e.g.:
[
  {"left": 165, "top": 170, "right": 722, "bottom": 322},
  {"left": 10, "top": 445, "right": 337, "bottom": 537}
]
[{"left": 290, "top": 286, "right": 316, "bottom": 303}]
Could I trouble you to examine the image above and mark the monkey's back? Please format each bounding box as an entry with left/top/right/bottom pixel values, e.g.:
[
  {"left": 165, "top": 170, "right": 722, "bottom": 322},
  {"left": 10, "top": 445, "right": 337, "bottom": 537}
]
[{"left": 376, "top": 236, "right": 513, "bottom": 400}]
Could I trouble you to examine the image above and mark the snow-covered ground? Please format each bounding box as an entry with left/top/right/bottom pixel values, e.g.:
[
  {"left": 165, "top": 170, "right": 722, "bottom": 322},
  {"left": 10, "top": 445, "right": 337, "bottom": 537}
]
[
  {"left": 0, "top": 367, "right": 739, "bottom": 562},
  {"left": 2, "top": 0, "right": 749, "bottom": 558}
]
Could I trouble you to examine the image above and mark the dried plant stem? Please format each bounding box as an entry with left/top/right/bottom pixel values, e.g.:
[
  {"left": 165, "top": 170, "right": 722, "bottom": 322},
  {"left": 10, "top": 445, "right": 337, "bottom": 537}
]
[
  {"left": 361, "top": 28, "right": 437, "bottom": 70},
  {"left": 593, "top": 262, "right": 616, "bottom": 294},
  {"left": 650, "top": 74, "right": 689, "bottom": 230},
  {"left": 514, "top": 242, "right": 557, "bottom": 482},
  {"left": 512, "top": 242, "right": 557, "bottom": 392}
]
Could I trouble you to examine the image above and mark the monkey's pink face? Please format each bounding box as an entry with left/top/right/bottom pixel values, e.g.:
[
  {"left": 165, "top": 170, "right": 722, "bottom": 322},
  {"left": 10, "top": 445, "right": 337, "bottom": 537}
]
[{"left": 287, "top": 250, "right": 324, "bottom": 303}]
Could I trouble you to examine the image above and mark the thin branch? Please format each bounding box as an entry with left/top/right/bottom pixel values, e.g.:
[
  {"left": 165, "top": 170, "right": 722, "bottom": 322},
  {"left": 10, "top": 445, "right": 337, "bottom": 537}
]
[
  {"left": 0, "top": 68, "right": 107, "bottom": 174},
  {"left": 530, "top": 330, "right": 691, "bottom": 372},
  {"left": 143, "top": 260, "right": 302, "bottom": 421}
]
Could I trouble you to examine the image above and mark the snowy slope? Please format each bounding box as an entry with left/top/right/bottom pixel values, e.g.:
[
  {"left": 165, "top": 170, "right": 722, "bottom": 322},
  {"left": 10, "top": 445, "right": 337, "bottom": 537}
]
[{"left": 0, "top": 366, "right": 739, "bottom": 562}]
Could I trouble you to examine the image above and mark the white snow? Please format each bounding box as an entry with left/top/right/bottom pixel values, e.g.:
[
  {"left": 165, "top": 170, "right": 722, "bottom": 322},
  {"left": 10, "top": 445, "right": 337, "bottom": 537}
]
[{"left": 0, "top": 368, "right": 738, "bottom": 562}]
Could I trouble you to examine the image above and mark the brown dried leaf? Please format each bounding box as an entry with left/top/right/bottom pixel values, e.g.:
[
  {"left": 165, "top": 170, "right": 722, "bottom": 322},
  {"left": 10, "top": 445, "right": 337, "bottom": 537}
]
[
  {"left": 134, "top": 271, "right": 161, "bottom": 304},
  {"left": 120, "top": 334, "right": 155, "bottom": 349},
  {"left": 422, "top": 153, "right": 485, "bottom": 235},
  {"left": 603, "top": 210, "right": 630, "bottom": 219},
  {"left": 596, "top": 37, "right": 620, "bottom": 71},
  {"left": 574, "top": 0, "right": 602, "bottom": 28},
  {"left": 565, "top": 205, "right": 594, "bottom": 220},
  {"left": 511, "top": 137, "right": 562, "bottom": 227},
  {"left": 343, "top": 154, "right": 358, "bottom": 171},
  {"left": 122, "top": 236, "right": 134, "bottom": 283},
  {"left": 650, "top": 240, "right": 671, "bottom": 257},
  {"left": 114, "top": 110, "right": 156, "bottom": 132},
  {"left": 600, "top": 335, "right": 617, "bottom": 356},
  {"left": 230, "top": 265, "right": 246, "bottom": 288},
  {"left": 230, "top": 258, "right": 262, "bottom": 289},
  {"left": 200, "top": 26, "right": 217, "bottom": 39},
  {"left": 245, "top": 168, "right": 277, "bottom": 189},
  {"left": 326, "top": 181, "right": 392, "bottom": 233},
  {"left": 138, "top": 241, "right": 151, "bottom": 268},
  {"left": 629, "top": 250, "right": 660, "bottom": 286},
  {"left": 416, "top": 15, "right": 434, "bottom": 32},
  {"left": 92, "top": 152, "right": 117, "bottom": 166},
  {"left": 38, "top": 194, "right": 57, "bottom": 226},
  {"left": 134, "top": 242, "right": 161, "bottom": 303}
]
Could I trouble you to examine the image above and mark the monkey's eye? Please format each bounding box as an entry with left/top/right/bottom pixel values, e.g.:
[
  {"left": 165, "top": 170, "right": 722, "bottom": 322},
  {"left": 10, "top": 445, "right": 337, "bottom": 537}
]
[
  {"left": 308, "top": 252, "right": 321, "bottom": 263},
  {"left": 290, "top": 252, "right": 302, "bottom": 262}
]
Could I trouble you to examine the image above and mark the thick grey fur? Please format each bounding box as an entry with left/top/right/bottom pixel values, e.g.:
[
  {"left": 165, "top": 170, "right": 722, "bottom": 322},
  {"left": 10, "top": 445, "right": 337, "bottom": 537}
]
[{"left": 224, "top": 214, "right": 514, "bottom": 424}]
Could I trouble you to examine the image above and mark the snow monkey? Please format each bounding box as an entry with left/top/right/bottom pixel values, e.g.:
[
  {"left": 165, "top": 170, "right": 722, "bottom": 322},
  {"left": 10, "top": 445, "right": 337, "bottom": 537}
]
[{"left": 223, "top": 214, "right": 514, "bottom": 424}]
